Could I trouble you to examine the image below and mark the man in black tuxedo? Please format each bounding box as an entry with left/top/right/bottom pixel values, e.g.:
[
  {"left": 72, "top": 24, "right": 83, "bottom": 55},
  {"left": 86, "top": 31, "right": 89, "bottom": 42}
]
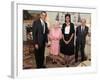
[
  {"left": 32, "top": 11, "right": 49, "bottom": 68},
  {"left": 75, "top": 18, "right": 89, "bottom": 62}
]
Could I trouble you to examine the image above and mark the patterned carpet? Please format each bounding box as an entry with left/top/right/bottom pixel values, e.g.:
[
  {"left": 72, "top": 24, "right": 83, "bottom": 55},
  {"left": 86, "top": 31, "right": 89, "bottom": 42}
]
[{"left": 23, "top": 41, "right": 91, "bottom": 69}]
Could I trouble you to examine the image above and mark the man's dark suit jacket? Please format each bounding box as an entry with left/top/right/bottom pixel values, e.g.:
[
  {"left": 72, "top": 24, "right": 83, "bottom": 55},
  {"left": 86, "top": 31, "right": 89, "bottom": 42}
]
[
  {"left": 76, "top": 25, "right": 88, "bottom": 47},
  {"left": 32, "top": 19, "right": 49, "bottom": 47}
]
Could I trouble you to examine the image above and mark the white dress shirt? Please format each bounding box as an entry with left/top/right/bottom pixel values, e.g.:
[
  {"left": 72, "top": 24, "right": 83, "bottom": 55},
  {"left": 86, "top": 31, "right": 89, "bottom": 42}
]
[
  {"left": 81, "top": 26, "right": 85, "bottom": 32},
  {"left": 64, "top": 25, "right": 70, "bottom": 34},
  {"left": 40, "top": 19, "right": 45, "bottom": 34}
]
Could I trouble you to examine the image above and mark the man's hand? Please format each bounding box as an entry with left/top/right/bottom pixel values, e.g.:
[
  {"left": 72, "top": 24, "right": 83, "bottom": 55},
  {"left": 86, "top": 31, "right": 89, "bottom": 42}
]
[{"left": 35, "top": 44, "right": 39, "bottom": 49}]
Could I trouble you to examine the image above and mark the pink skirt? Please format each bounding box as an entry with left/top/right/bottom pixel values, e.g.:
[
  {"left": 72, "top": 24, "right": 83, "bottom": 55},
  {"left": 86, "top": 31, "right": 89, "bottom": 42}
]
[{"left": 49, "top": 40, "right": 60, "bottom": 56}]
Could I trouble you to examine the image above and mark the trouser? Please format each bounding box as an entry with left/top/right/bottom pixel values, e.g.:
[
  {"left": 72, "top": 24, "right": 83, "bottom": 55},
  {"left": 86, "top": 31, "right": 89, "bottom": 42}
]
[
  {"left": 75, "top": 43, "right": 85, "bottom": 61},
  {"left": 34, "top": 45, "right": 45, "bottom": 68}
]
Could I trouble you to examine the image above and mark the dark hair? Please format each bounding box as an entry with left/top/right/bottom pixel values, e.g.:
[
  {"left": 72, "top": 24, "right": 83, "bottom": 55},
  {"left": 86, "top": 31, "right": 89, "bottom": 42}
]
[
  {"left": 41, "top": 11, "right": 47, "bottom": 14},
  {"left": 65, "top": 14, "right": 71, "bottom": 22}
]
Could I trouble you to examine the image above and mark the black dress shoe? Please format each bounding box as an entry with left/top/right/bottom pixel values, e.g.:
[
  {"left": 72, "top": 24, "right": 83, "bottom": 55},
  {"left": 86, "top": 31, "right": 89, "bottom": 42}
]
[
  {"left": 60, "top": 62, "right": 65, "bottom": 65},
  {"left": 36, "top": 66, "right": 41, "bottom": 69},
  {"left": 66, "top": 65, "right": 69, "bottom": 67},
  {"left": 52, "top": 61, "right": 57, "bottom": 64},
  {"left": 81, "top": 58, "right": 85, "bottom": 62},
  {"left": 42, "top": 65, "right": 47, "bottom": 68}
]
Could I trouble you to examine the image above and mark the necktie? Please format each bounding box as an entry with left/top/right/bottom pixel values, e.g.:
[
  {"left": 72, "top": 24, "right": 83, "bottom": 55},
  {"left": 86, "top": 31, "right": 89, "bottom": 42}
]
[
  {"left": 42, "top": 21, "right": 45, "bottom": 34},
  {"left": 81, "top": 27, "right": 84, "bottom": 33}
]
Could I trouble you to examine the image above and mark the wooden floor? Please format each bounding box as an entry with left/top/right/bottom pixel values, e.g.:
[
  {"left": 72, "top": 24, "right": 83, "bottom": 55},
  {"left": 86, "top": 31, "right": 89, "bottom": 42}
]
[{"left": 23, "top": 41, "right": 91, "bottom": 69}]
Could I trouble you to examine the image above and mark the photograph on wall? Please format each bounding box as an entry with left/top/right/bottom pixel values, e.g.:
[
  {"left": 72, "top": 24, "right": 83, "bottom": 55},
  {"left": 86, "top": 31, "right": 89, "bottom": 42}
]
[
  {"left": 23, "top": 10, "right": 91, "bottom": 69},
  {"left": 11, "top": 2, "right": 97, "bottom": 78}
]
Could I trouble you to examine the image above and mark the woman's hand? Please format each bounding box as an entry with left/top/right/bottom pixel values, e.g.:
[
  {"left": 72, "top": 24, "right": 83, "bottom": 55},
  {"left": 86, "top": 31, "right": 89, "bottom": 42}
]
[
  {"left": 65, "top": 33, "right": 74, "bottom": 45},
  {"left": 46, "top": 42, "right": 51, "bottom": 47}
]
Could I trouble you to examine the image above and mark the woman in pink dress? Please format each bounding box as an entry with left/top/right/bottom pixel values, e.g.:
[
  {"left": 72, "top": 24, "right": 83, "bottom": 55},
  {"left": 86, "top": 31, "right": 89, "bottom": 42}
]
[{"left": 48, "top": 21, "right": 62, "bottom": 64}]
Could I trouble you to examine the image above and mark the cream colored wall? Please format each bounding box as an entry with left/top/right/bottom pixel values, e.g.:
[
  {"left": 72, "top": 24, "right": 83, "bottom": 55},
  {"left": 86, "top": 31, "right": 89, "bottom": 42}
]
[
  {"left": 46, "top": 12, "right": 91, "bottom": 28},
  {"left": 46, "top": 12, "right": 58, "bottom": 28}
]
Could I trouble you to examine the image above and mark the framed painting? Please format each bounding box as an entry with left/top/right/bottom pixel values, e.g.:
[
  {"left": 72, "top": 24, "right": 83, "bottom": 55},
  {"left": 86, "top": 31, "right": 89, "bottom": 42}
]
[{"left": 11, "top": 1, "right": 97, "bottom": 79}]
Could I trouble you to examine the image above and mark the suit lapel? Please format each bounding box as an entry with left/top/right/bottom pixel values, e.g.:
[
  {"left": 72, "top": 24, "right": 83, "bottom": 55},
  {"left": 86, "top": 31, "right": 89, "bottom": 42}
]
[
  {"left": 39, "top": 20, "right": 44, "bottom": 33},
  {"left": 84, "top": 26, "right": 87, "bottom": 34},
  {"left": 79, "top": 26, "right": 81, "bottom": 33}
]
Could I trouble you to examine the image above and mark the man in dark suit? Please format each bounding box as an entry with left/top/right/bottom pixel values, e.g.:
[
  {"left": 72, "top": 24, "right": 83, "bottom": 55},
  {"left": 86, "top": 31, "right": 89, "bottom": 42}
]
[
  {"left": 75, "top": 18, "right": 89, "bottom": 62},
  {"left": 32, "top": 11, "right": 49, "bottom": 68}
]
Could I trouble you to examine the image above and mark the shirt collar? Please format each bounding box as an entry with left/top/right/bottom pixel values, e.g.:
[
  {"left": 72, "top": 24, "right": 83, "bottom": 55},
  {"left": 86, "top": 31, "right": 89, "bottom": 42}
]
[
  {"left": 40, "top": 19, "right": 44, "bottom": 23},
  {"left": 81, "top": 26, "right": 85, "bottom": 29}
]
